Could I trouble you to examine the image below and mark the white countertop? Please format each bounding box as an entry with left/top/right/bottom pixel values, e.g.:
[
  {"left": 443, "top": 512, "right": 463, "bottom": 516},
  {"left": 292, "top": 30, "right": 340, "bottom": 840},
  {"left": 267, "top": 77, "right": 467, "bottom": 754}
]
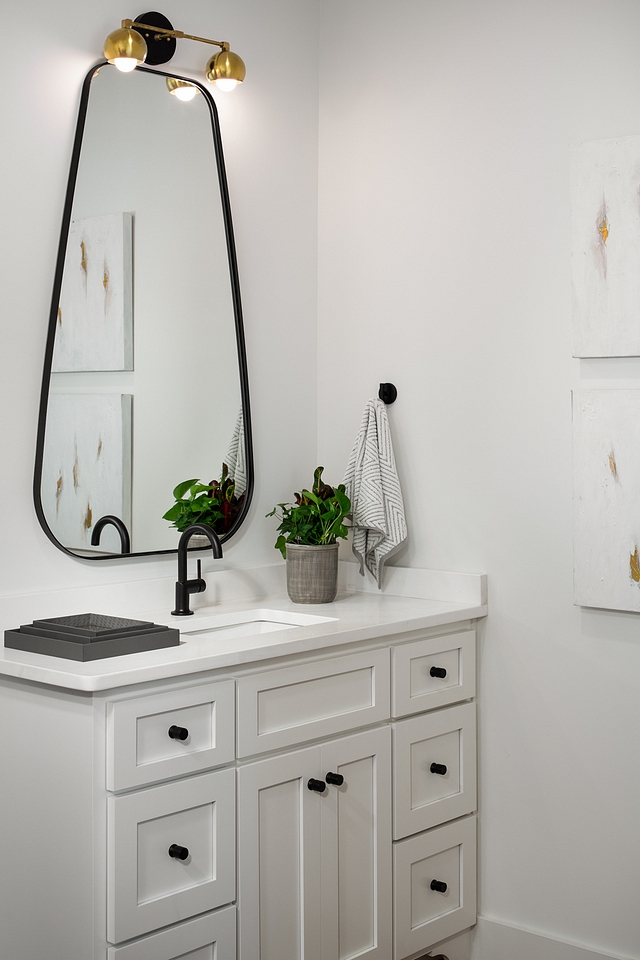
[{"left": 0, "top": 563, "right": 487, "bottom": 692}]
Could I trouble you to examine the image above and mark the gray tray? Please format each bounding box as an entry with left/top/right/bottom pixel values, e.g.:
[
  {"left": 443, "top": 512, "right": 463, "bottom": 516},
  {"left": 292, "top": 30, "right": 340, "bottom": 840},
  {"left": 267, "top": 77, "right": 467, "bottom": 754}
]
[{"left": 4, "top": 613, "right": 181, "bottom": 662}]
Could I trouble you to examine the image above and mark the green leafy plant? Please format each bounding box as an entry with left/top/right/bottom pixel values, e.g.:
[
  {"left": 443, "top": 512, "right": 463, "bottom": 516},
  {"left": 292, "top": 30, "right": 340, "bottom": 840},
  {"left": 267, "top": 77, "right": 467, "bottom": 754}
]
[
  {"left": 163, "top": 478, "right": 223, "bottom": 533},
  {"left": 163, "top": 463, "right": 247, "bottom": 536},
  {"left": 266, "top": 466, "right": 351, "bottom": 559},
  {"left": 208, "top": 463, "right": 246, "bottom": 534}
]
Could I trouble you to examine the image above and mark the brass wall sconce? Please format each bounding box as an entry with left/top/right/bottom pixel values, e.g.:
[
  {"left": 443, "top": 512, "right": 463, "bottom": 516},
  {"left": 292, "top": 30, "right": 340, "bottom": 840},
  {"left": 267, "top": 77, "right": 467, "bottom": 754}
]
[{"left": 104, "top": 10, "right": 245, "bottom": 91}]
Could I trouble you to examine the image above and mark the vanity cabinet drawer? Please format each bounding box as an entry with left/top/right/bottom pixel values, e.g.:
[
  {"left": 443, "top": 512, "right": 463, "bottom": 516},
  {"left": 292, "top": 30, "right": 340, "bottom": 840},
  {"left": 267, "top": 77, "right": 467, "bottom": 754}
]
[
  {"left": 393, "top": 817, "right": 476, "bottom": 960},
  {"left": 392, "top": 631, "right": 475, "bottom": 718},
  {"left": 106, "top": 905, "right": 236, "bottom": 959},
  {"left": 393, "top": 702, "right": 476, "bottom": 839},
  {"left": 236, "top": 649, "right": 390, "bottom": 758},
  {"left": 106, "top": 680, "right": 235, "bottom": 791},
  {"left": 107, "top": 768, "right": 235, "bottom": 944}
]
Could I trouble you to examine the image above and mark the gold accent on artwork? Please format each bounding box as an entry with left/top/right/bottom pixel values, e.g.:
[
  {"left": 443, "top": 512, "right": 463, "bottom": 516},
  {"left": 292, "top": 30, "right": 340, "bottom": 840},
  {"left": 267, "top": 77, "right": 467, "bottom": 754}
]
[
  {"left": 84, "top": 504, "right": 93, "bottom": 529},
  {"left": 80, "top": 240, "right": 87, "bottom": 275},
  {"left": 57, "top": 307, "right": 62, "bottom": 326},
  {"left": 598, "top": 217, "right": 609, "bottom": 245},
  {"left": 97, "top": 438, "right": 103, "bottom": 459},
  {"left": 630, "top": 547, "right": 640, "bottom": 582},
  {"left": 55, "top": 474, "right": 63, "bottom": 517},
  {"left": 609, "top": 453, "right": 617, "bottom": 478}
]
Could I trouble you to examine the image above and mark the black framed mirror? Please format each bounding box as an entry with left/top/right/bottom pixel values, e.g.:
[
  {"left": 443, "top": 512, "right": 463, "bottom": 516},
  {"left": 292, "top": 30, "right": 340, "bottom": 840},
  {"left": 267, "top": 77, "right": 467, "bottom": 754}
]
[{"left": 34, "top": 61, "right": 253, "bottom": 559}]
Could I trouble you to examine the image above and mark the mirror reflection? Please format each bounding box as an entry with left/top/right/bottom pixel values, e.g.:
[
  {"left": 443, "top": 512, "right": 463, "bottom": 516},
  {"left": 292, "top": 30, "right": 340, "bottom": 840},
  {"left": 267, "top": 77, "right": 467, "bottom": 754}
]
[{"left": 36, "top": 64, "right": 252, "bottom": 558}]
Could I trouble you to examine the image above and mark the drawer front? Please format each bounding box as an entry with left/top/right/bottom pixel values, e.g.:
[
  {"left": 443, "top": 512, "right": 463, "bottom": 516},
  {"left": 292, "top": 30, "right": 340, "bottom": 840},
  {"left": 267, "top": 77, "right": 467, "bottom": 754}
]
[
  {"left": 107, "top": 768, "right": 235, "bottom": 944},
  {"left": 236, "top": 649, "right": 390, "bottom": 758},
  {"left": 393, "top": 703, "right": 476, "bottom": 839},
  {"left": 393, "top": 817, "right": 476, "bottom": 960},
  {"left": 107, "top": 680, "right": 235, "bottom": 791},
  {"left": 392, "top": 631, "right": 475, "bottom": 718},
  {"left": 106, "top": 905, "right": 236, "bottom": 959}
]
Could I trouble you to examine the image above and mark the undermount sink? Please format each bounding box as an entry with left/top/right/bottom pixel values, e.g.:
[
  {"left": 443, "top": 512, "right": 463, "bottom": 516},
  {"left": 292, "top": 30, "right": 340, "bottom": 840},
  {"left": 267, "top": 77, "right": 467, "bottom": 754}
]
[{"left": 175, "top": 608, "right": 338, "bottom": 644}]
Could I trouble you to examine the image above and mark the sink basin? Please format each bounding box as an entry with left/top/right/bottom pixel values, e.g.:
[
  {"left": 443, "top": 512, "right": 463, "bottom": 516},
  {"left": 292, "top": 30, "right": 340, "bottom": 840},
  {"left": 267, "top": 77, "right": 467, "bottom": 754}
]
[{"left": 175, "top": 608, "right": 338, "bottom": 644}]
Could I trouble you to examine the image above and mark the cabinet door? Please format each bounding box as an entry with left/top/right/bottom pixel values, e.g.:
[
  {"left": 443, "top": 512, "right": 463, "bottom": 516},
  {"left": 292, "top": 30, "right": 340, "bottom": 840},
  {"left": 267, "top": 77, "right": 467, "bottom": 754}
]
[
  {"left": 320, "top": 727, "right": 392, "bottom": 960},
  {"left": 107, "top": 769, "right": 235, "bottom": 944},
  {"left": 236, "top": 649, "right": 390, "bottom": 758},
  {"left": 238, "top": 746, "right": 323, "bottom": 960},
  {"left": 393, "top": 702, "right": 476, "bottom": 838},
  {"left": 107, "top": 905, "right": 236, "bottom": 959},
  {"left": 393, "top": 817, "right": 476, "bottom": 960}
]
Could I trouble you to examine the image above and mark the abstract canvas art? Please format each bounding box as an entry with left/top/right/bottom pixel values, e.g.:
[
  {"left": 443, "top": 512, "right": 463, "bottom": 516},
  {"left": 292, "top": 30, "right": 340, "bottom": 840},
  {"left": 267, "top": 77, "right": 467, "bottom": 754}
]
[
  {"left": 53, "top": 213, "right": 133, "bottom": 371},
  {"left": 42, "top": 394, "right": 132, "bottom": 553},
  {"left": 573, "top": 389, "right": 640, "bottom": 611},
  {"left": 571, "top": 136, "right": 640, "bottom": 357}
]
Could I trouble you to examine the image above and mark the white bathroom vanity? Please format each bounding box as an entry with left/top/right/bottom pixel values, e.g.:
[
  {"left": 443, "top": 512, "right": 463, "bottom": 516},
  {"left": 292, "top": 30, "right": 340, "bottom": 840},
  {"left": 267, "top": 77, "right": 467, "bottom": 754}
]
[{"left": 0, "top": 564, "right": 486, "bottom": 960}]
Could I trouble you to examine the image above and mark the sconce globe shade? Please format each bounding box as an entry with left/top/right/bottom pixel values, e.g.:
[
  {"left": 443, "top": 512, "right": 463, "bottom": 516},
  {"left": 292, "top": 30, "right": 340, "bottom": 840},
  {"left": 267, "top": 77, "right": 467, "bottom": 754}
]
[
  {"left": 205, "top": 50, "right": 246, "bottom": 90},
  {"left": 104, "top": 27, "right": 148, "bottom": 71},
  {"left": 166, "top": 77, "right": 199, "bottom": 101}
]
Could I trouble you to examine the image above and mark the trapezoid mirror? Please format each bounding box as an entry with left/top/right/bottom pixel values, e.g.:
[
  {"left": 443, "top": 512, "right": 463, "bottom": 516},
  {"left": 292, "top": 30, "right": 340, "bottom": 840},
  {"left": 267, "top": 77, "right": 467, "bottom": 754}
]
[{"left": 34, "top": 61, "right": 253, "bottom": 559}]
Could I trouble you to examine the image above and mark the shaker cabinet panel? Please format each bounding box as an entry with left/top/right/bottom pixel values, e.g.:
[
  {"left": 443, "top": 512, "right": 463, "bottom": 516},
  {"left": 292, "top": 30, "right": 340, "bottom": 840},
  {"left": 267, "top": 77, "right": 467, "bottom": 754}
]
[
  {"left": 392, "top": 631, "right": 475, "bottom": 718},
  {"left": 238, "top": 728, "right": 393, "bottom": 960},
  {"left": 393, "top": 702, "right": 476, "bottom": 838},
  {"left": 320, "top": 727, "right": 392, "bottom": 960},
  {"left": 238, "top": 746, "right": 323, "bottom": 960},
  {"left": 393, "top": 817, "right": 476, "bottom": 960},
  {"left": 106, "top": 680, "right": 235, "bottom": 791},
  {"left": 106, "top": 905, "right": 236, "bottom": 960},
  {"left": 107, "top": 768, "right": 236, "bottom": 944},
  {"left": 236, "top": 649, "right": 390, "bottom": 758}
]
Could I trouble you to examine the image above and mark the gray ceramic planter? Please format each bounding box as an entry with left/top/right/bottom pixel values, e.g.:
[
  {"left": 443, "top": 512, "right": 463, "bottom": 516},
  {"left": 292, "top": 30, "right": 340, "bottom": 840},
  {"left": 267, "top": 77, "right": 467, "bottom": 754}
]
[{"left": 285, "top": 543, "right": 339, "bottom": 603}]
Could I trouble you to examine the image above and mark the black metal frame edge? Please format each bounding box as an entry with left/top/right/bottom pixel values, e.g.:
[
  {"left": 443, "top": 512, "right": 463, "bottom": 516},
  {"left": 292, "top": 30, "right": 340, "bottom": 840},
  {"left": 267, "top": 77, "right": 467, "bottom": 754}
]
[{"left": 33, "top": 61, "right": 254, "bottom": 561}]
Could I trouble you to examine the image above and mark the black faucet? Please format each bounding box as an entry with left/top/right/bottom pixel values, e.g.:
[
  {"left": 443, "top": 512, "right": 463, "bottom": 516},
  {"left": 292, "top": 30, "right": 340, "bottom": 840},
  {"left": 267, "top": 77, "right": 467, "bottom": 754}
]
[
  {"left": 91, "top": 515, "right": 131, "bottom": 554},
  {"left": 172, "top": 523, "right": 223, "bottom": 616}
]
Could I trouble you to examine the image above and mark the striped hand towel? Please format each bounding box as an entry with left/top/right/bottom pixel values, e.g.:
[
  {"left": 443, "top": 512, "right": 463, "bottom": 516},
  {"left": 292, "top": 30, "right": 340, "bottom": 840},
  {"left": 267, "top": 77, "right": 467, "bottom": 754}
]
[
  {"left": 343, "top": 398, "right": 407, "bottom": 587},
  {"left": 225, "top": 409, "right": 247, "bottom": 496}
]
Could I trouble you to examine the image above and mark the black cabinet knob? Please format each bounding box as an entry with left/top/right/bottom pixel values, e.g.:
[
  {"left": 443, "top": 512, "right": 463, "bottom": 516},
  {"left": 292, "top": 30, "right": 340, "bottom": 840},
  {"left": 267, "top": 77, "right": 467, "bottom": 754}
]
[
  {"left": 168, "top": 725, "right": 189, "bottom": 741},
  {"left": 430, "top": 762, "right": 448, "bottom": 775},
  {"left": 430, "top": 879, "right": 448, "bottom": 893},
  {"left": 430, "top": 666, "right": 447, "bottom": 679},
  {"left": 168, "top": 844, "right": 189, "bottom": 860},
  {"left": 307, "top": 778, "right": 326, "bottom": 793},
  {"left": 326, "top": 772, "right": 344, "bottom": 786}
]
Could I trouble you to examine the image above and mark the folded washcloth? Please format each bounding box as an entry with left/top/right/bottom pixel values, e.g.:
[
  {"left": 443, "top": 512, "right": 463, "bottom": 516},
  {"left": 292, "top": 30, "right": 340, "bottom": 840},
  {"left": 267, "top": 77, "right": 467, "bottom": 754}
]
[
  {"left": 225, "top": 409, "right": 247, "bottom": 496},
  {"left": 343, "top": 397, "right": 408, "bottom": 587}
]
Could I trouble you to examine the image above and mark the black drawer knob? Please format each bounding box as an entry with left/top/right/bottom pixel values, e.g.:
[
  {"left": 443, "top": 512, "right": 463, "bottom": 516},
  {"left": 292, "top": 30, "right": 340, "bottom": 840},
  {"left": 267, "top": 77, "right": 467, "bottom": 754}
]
[
  {"left": 430, "top": 666, "right": 447, "bottom": 679},
  {"left": 326, "top": 772, "right": 344, "bottom": 786},
  {"left": 430, "top": 879, "right": 448, "bottom": 893},
  {"left": 168, "top": 844, "right": 189, "bottom": 861},
  {"left": 307, "top": 778, "right": 326, "bottom": 793},
  {"left": 430, "top": 762, "right": 448, "bottom": 776},
  {"left": 168, "top": 725, "right": 189, "bottom": 741}
]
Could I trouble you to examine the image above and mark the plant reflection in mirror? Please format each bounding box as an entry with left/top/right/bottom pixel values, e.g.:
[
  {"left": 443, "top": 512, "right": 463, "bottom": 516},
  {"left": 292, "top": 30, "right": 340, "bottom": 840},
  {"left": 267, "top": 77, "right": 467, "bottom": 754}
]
[
  {"left": 266, "top": 466, "right": 351, "bottom": 559},
  {"left": 163, "top": 463, "right": 245, "bottom": 535}
]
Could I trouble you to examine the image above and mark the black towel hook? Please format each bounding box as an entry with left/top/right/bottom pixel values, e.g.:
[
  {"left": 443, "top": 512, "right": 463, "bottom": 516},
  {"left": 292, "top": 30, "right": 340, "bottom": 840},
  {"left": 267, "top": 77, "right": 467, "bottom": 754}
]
[{"left": 378, "top": 383, "right": 397, "bottom": 404}]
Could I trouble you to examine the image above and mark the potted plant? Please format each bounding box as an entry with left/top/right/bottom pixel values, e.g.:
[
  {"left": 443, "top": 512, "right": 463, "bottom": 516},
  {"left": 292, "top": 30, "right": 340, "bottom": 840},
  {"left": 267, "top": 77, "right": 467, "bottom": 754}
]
[
  {"left": 163, "top": 465, "right": 246, "bottom": 544},
  {"left": 267, "top": 466, "right": 351, "bottom": 603}
]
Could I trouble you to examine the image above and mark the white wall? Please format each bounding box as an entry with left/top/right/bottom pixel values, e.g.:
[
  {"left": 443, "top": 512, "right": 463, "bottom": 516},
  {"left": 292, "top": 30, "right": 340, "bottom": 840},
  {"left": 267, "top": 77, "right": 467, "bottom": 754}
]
[
  {"left": 4, "top": 0, "right": 640, "bottom": 955},
  {"left": 318, "top": 1, "right": 640, "bottom": 956},
  {"left": 0, "top": 0, "right": 319, "bottom": 591}
]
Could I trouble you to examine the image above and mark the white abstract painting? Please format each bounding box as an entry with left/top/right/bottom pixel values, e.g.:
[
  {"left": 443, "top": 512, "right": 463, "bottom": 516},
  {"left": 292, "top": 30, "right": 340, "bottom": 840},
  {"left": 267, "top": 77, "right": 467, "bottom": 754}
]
[
  {"left": 42, "top": 394, "right": 132, "bottom": 553},
  {"left": 53, "top": 213, "right": 133, "bottom": 371},
  {"left": 571, "top": 136, "right": 640, "bottom": 357},
  {"left": 573, "top": 390, "right": 640, "bottom": 611}
]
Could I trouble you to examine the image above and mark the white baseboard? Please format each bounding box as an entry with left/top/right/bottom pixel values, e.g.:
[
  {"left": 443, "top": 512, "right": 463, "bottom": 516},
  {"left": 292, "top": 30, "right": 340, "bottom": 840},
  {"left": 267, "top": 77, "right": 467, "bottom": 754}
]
[{"left": 470, "top": 917, "right": 637, "bottom": 960}]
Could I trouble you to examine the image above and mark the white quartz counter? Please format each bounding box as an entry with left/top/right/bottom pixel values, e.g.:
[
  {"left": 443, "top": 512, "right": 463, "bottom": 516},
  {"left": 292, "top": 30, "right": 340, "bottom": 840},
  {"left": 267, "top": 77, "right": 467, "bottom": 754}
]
[{"left": 0, "top": 562, "right": 487, "bottom": 692}]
